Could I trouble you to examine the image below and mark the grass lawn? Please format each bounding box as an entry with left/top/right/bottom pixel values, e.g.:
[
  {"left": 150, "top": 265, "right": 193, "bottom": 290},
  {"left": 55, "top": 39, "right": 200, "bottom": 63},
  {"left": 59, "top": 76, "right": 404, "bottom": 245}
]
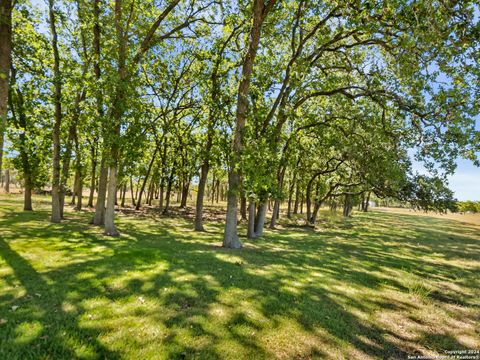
[{"left": 0, "top": 194, "right": 479, "bottom": 359}]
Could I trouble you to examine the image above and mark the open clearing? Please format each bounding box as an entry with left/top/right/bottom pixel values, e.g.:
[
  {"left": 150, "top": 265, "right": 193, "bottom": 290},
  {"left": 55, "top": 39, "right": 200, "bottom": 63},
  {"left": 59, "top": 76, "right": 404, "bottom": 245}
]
[{"left": 0, "top": 194, "right": 479, "bottom": 359}]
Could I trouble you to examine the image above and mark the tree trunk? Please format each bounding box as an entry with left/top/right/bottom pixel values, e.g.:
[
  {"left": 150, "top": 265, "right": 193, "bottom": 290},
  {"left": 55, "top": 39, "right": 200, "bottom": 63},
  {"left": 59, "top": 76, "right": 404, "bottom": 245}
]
[
  {"left": 130, "top": 176, "right": 136, "bottom": 206},
  {"left": 121, "top": 183, "right": 126, "bottom": 207},
  {"left": 24, "top": 180, "right": 32, "bottom": 211},
  {"left": 87, "top": 144, "right": 96, "bottom": 207},
  {"left": 240, "top": 194, "right": 247, "bottom": 221},
  {"left": 311, "top": 201, "right": 321, "bottom": 225},
  {"left": 89, "top": 0, "right": 102, "bottom": 209},
  {"left": 195, "top": 163, "right": 209, "bottom": 231},
  {"left": 135, "top": 145, "right": 158, "bottom": 210},
  {"left": 363, "top": 191, "right": 370, "bottom": 212},
  {"left": 254, "top": 202, "right": 267, "bottom": 238},
  {"left": 287, "top": 183, "right": 294, "bottom": 218},
  {"left": 0, "top": 0, "right": 12, "bottom": 182},
  {"left": 74, "top": 168, "right": 82, "bottom": 211},
  {"left": 180, "top": 178, "right": 189, "bottom": 208},
  {"left": 93, "top": 156, "right": 108, "bottom": 225},
  {"left": 293, "top": 182, "right": 299, "bottom": 214},
  {"left": 247, "top": 201, "right": 256, "bottom": 239},
  {"left": 49, "top": 0, "right": 63, "bottom": 224},
  {"left": 306, "top": 176, "right": 315, "bottom": 223},
  {"left": 223, "top": 0, "right": 275, "bottom": 248},
  {"left": 104, "top": 165, "right": 119, "bottom": 235},
  {"left": 4, "top": 168, "right": 9, "bottom": 193},
  {"left": 343, "top": 195, "right": 352, "bottom": 217},
  {"left": 162, "top": 163, "right": 175, "bottom": 215}
]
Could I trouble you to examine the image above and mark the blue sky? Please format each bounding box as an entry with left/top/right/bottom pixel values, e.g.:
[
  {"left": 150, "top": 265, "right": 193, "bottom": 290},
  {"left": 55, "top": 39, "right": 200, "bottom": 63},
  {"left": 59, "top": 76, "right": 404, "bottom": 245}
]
[
  {"left": 447, "top": 159, "right": 480, "bottom": 201},
  {"left": 412, "top": 157, "right": 480, "bottom": 201},
  {"left": 411, "top": 116, "right": 480, "bottom": 201}
]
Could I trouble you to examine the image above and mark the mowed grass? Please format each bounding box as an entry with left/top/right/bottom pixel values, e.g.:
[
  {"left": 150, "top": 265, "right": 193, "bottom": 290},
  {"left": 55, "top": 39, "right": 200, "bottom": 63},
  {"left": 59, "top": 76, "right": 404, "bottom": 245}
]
[{"left": 0, "top": 194, "right": 479, "bottom": 360}]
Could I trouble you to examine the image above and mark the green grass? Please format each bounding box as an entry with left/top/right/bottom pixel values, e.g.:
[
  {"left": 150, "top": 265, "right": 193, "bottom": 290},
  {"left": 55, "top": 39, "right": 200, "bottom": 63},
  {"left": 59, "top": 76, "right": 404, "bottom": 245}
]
[{"left": 0, "top": 194, "right": 479, "bottom": 359}]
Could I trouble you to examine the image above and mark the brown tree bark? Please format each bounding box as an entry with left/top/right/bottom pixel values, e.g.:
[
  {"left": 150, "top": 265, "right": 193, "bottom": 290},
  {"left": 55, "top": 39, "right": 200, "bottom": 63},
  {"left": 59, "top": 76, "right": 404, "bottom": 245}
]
[
  {"left": 223, "top": 0, "right": 277, "bottom": 248},
  {"left": 93, "top": 156, "right": 108, "bottom": 225},
  {"left": 49, "top": 0, "right": 63, "bottom": 223},
  {"left": 247, "top": 201, "right": 256, "bottom": 239},
  {"left": 87, "top": 143, "right": 97, "bottom": 207}
]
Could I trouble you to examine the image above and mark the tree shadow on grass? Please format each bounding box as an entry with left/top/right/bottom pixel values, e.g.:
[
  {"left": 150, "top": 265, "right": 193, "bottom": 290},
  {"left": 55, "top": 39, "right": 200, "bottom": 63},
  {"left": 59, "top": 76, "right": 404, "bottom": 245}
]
[{"left": 0, "top": 203, "right": 478, "bottom": 359}]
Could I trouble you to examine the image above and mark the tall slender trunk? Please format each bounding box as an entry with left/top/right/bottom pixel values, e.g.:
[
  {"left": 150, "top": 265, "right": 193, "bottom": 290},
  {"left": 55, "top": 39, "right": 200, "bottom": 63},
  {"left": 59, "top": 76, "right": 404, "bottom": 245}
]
[
  {"left": 247, "top": 201, "right": 256, "bottom": 239},
  {"left": 74, "top": 127, "right": 82, "bottom": 211},
  {"left": 71, "top": 169, "right": 79, "bottom": 205},
  {"left": 103, "top": 0, "right": 127, "bottom": 236},
  {"left": 180, "top": 179, "right": 189, "bottom": 208},
  {"left": 121, "top": 183, "right": 126, "bottom": 207},
  {"left": 91, "top": 0, "right": 107, "bottom": 222},
  {"left": 269, "top": 168, "right": 285, "bottom": 229},
  {"left": 287, "top": 170, "right": 297, "bottom": 218},
  {"left": 223, "top": 0, "right": 274, "bottom": 248},
  {"left": 104, "top": 165, "right": 119, "bottom": 235},
  {"left": 162, "top": 170, "right": 174, "bottom": 215},
  {"left": 88, "top": 144, "right": 96, "bottom": 207},
  {"left": 49, "top": 0, "right": 63, "bottom": 223},
  {"left": 195, "top": 163, "right": 209, "bottom": 231},
  {"left": 93, "top": 156, "right": 107, "bottom": 224},
  {"left": 135, "top": 145, "right": 158, "bottom": 210},
  {"left": 130, "top": 177, "right": 136, "bottom": 206},
  {"left": 4, "top": 168, "right": 9, "bottom": 193},
  {"left": 293, "top": 182, "right": 299, "bottom": 214},
  {"left": 0, "top": 0, "right": 12, "bottom": 181}
]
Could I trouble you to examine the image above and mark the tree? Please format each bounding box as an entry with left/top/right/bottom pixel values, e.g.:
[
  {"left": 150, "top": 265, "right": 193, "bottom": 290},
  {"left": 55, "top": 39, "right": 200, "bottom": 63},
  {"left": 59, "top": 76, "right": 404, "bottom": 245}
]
[{"left": 0, "top": 0, "right": 13, "bottom": 183}]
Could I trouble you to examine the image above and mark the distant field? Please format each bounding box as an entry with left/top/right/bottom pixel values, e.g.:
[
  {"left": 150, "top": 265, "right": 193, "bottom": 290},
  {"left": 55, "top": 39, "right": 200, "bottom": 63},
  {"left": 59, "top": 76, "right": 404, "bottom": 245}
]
[
  {"left": 0, "top": 194, "right": 479, "bottom": 359},
  {"left": 376, "top": 206, "right": 480, "bottom": 226}
]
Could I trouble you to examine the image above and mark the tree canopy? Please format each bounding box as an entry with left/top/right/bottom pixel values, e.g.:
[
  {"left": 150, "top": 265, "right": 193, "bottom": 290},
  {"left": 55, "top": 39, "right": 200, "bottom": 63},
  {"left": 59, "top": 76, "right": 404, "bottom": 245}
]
[{"left": 0, "top": 0, "right": 479, "bottom": 247}]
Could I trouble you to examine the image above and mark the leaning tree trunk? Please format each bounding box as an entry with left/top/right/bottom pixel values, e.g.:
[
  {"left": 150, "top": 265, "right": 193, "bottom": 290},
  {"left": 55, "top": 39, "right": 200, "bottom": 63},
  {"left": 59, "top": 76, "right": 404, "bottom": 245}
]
[
  {"left": 135, "top": 145, "right": 158, "bottom": 210},
  {"left": 130, "top": 176, "right": 136, "bottom": 206},
  {"left": 223, "top": 0, "right": 274, "bottom": 248},
  {"left": 49, "top": 0, "right": 63, "bottom": 223}
]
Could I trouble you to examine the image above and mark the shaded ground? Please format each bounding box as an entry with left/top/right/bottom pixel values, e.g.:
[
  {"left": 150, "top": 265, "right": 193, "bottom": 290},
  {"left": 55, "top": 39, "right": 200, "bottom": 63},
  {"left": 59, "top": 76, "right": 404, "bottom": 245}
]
[{"left": 0, "top": 194, "right": 479, "bottom": 359}]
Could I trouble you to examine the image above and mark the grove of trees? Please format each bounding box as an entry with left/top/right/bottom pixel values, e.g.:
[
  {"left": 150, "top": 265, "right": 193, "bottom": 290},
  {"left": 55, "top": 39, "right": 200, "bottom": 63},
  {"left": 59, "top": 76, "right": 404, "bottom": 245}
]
[{"left": 0, "top": 0, "right": 479, "bottom": 247}]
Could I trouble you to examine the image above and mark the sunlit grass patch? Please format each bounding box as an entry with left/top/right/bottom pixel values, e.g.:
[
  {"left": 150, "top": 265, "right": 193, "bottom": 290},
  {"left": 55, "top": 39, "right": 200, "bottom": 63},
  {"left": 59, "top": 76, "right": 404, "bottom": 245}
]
[{"left": 0, "top": 195, "right": 479, "bottom": 359}]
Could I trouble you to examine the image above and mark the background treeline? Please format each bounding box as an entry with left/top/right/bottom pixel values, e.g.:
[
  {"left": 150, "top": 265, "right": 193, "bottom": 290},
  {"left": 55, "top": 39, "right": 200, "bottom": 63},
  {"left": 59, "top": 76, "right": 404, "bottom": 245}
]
[{"left": 0, "top": 0, "right": 479, "bottom": 248}]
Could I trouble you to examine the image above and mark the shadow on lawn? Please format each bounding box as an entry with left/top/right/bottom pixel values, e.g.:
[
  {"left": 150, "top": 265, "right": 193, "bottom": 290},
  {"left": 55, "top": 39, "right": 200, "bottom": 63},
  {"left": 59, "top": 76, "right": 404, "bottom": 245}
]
[{"left": 0, "top": 202, "right": 478, "bottom": 359}]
